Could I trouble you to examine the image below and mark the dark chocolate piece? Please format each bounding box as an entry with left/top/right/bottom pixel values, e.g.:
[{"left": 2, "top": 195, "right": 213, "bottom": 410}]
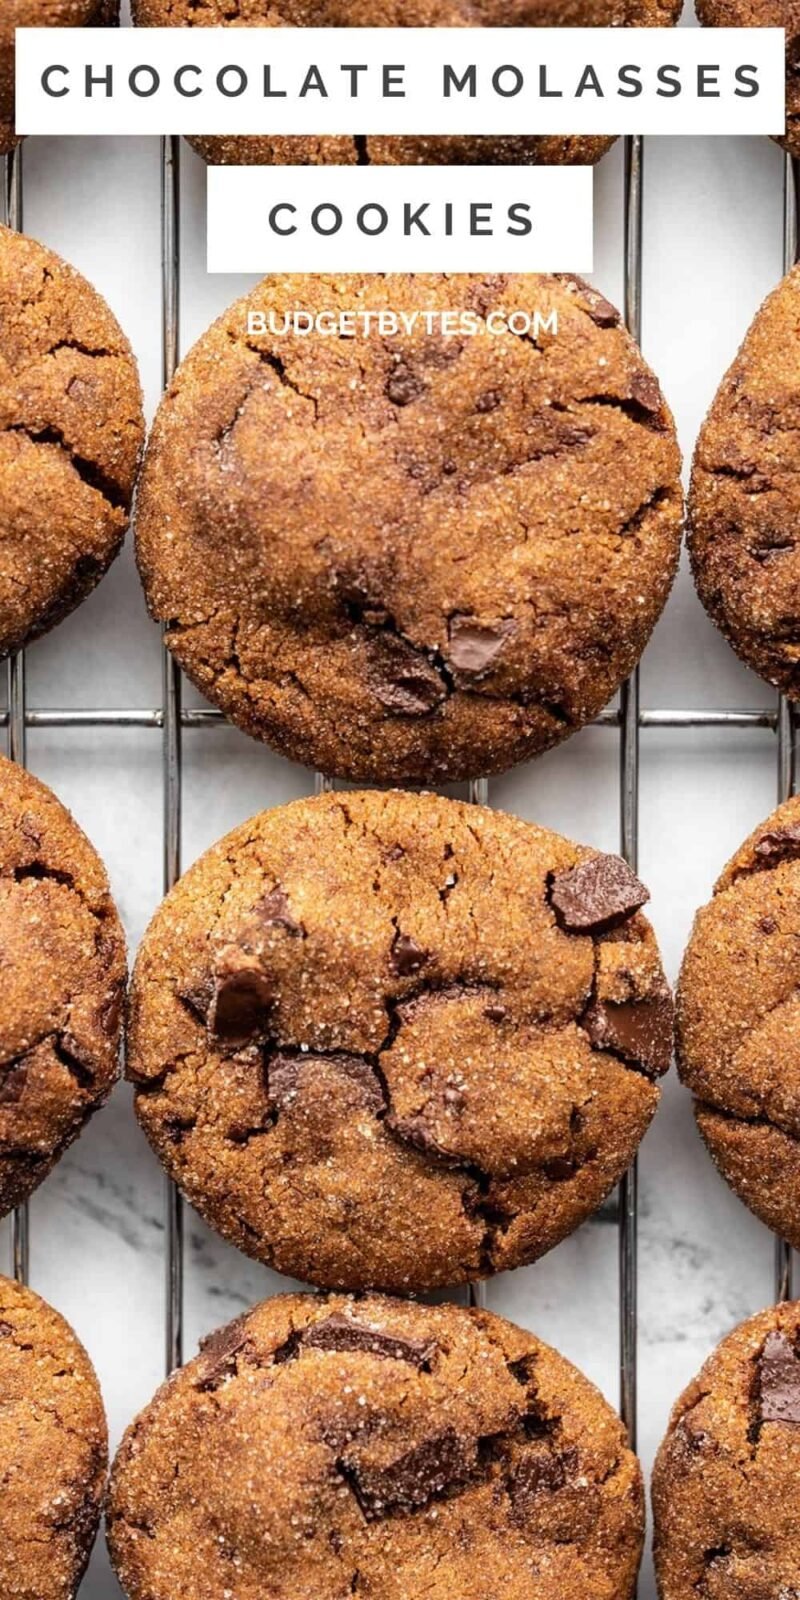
[
  {"left": 268, "top": 1052, "right": 385, "bottom": 1116},
  {"left": 758, "top": 1331, "right": 800, "bottom": 1425},
  {"left": 367, "top": 635, "right": 445, "bottom": 717},
  {"left": 447, "top": 615, "right": 515, "bottom": 678},
  {"left": 341, "top": 1426, "right": 473, "bottom": 1516},
  {"left": 390, "top": 929, "right": 429, "bottom": 977},
  {"left": 302, "top": 1313, "right": 437, "bottom": 1369},
  {"left": 549, "top": 854, "right": 649, "bottom": 934},
  {"left": 583, "top": 987, "right": 673, "bottom": 1078}
]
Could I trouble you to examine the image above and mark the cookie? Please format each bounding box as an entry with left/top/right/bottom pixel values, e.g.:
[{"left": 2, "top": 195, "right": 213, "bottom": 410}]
[
  {"left": 696, "top": 0, "right": 798, "bottom": 159},
  {"left": 689, "top": 265, "right": 800, "bottom": 696},
  {"left": 133, "top": 0, "right": 679, "bottom": 168},
  {"left": 0, "top": 753, "right": 126, "bottom": 1219},
  {"left": 107, "top": 1291, "right": 645, "bottom": 1600},
  {"left": 677, "top": 796, "right": 800, "bottom": 1248},
  {"left": 0, "top": 225, "right": 144, "bottom": 660},
  {"left": 0, "top": 0, "right": 119, "bottom": 156},
  {"left": 127, "top": 788, "right": 672, "bottom": 1293},
  {"left": 0, "top": 1274, "right": 108, "bottom": 1599},
  {"left": 135, "top": 273, "right": 683, "bottom": 785},
  {"left": 652, "top": 1301, "right": 800, "bottom": 1599}
]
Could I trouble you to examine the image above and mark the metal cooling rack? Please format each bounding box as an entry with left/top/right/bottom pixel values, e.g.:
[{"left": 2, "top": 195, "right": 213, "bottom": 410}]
[{"left": 1, "top": 133, "right": 797, "bottom": 1490}]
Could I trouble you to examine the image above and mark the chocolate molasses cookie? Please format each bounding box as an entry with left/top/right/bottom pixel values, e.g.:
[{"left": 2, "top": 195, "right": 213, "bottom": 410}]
[
  {"left": 653, "top": 1301, "right": 800, "bottom": 1599},
  {"left": 127, "top": 789, "right": 672, "bottom": 1292},
  {"left": 0, "top": 1274, "right": 108, "bottom": 1599},
  {"left": 677, "top": 796, "right": 800, "bottom": 1247},
  {"left": 1, "top": 0, "right": 119, "bottom": 156},
  {"left": 107, "top": 1292, "right": 645, "bottom": 1600},
  {"left": 689, "top": 265, "right": 800, "bottom": 695},
  {"left": 0, "top": 225, "right": 144, "bottom": 660},
  {"left": 0, "top": 754, "right": 126, "bottom": 1218},
  {"left": 697, "top": 0, "right": 798, "bottom": 159},
  {"left": 135, "top": 273, "right": 683, "bottom": 784}
]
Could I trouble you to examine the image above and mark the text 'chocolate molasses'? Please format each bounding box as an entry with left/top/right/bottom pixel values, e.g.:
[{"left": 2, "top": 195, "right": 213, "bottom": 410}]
[
  {"left": 0, "top": 225, "right": 144, "bottom": 659},
  {"left": 135, "top": 273, "right": 683, "bottom": 784},
  {"left": 0, "top": 753, "right": 126, "bottom": 1219},
  {"left": 0, "top": 1274, "right": 108, "bottom": 1599},
  {"left": 653, "top": 1301, "right": 800, "bottom": 1599},
  {"left": 678, "top": 795, "right": 800, "bottom": 1248},
  {"left": 689, "top": 265, "right": 800, "bottom": 697},
  {"left": 0, "top": 0, "right": 119, "bottom": 156},
  {"left": 107, "top": 1292, "right": 645, "bottom": 1600},
  {"left": 127, "top": 788, "right": 673, "bottom": 1293}
]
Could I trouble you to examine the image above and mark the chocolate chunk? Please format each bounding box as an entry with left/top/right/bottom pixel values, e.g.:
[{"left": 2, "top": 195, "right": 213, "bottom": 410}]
[
  {"left": 387, "top": 1113, "right": 461, "bottom": 1166},
  {"left": 268, "top": 1052, "right": 385, "bottom": 1116},
  {"left": 583, "top": 986, "right": 673, "bottom": 1078},
  {"left": 386, "top": 364, "right": 425, "bottom": 407},
  {"left": 0, "top": 1064, "right": 28, "bottom": 1106},
  {"left": 341, "top": 1426, "right": 473, "bottom": 1516},
  {"left": 302, "top": 1314, "right": 437, "bottom": 1369},
  {"left": 367, "top": 635, "right": 445, "bottom": 717},
  {"left": 257, "top": 885, "right": 304, "bottom": 938},
  {"left": 208, "top": 953, "right": 274, "bottom": 1048},
  {"left": 447, "top": 615, "right": 515, "bottom": 678},
  {"left": 390, "top": 929, "right": 429, "bottom": 977},
  {"left": 758, "top": 1331, "right": 800, "bottom": 1425},
  {"left": 759, "top": 915, "right": 778, "bottom": 934},
  {"left": 0, "top": 1320, "right": 12, "bottom": 1337},
  {"left": 548, "top": 854, "right": 649, "bottom": 934},
  {"left": 543, "top": 1156, "right": 576, "bottom": 1181},
  {"left": 753, "top": 824, "right": 800, "bottom": 866},
  {"left": 510, "top": 1445, "right": 568, "bottom": 1504},
  {"left": 484, "top": 1002, "right": 508, "bottom": 1024},
  {"left": 475, "top": 389, "right": 502, "bottom": 414},
  {"left": 630, "top": 371, "right": 663, "bottom": 417},
  {"left": 582, "top": 290, "right": 620, "bottom": 328},
  {"left": 100, "top": 981, "right": 124, "bottom": 1039},
  {"left": 196, "top": 1315, "right": 254, "bottom": 1390}
]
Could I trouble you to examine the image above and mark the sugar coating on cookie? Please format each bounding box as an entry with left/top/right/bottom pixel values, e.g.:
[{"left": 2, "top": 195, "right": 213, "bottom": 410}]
[
  {"left": 696, "top": 0, "right": 798, "bottom": 159},
  {"left": 653, "top": 1301, "right": 800, "bottom": 1599},
  {"left": 0, "top": 754, "right": 126, "bottom": 1218},
  {"left": 107, "top": 1292, "right": 644, "bottom": 1600},
  {"left": 689, "top": 265, "right": 800, "bottom": 695},
  {"left": 0, "top": 224, "right": 144, "bottom": 658},
  {"left": 127, "top": 789, "right": 672, "bottom": 1292},
  {"left": 135, "top": 273, "right": 683, "bottom": 784},
  {"left": 678, "top": 796, "right": 800, "bottom": 1247},
  {"left": 0, "top": 1, "right": 118, "bottom": 155},
  {"left": 0, "top": 1274, "right": 108, "bottom": 1600}
]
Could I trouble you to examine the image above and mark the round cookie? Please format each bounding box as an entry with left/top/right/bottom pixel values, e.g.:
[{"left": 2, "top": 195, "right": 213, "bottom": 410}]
[
  {"left": 0, "top": 1274, "right": 108, "bottom": 1599},
  {"left": 127, "top": 788, "right": 673, "bottom": 1293},
  {"left": 696, "top": 0, "right": 799, "bottom": 159},
  {"left": 677, "top": 796, "right": 800, "bottom": 1248},
  {"left": 186, "top": 131, "right": 617, "bottom": 167},
  {"left": 0, "top": 753, "right": 126, "bottom": 1218},
  {"left": 652, "top": 1301, "right": 800, "bottom": 1599},
  {"left": 135, "top": 273, "right": 683, "bottom": 785},
  {"left": 0, "top": 1, "right": 119, "bottom": 157},
  {"left": 0, "top": 225, "right": 144, "bottom": 660},
  {"left": 689, "top": 265, "right": 800, "bottom": 696},
  {"left": 107, "top": 1291, "right": 645, "bottom": 1600}
]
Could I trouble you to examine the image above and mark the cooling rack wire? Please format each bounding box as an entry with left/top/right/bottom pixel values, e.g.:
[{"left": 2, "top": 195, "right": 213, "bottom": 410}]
[{"left": 1, "top": 132, "right": 798, "bottom": 1501}]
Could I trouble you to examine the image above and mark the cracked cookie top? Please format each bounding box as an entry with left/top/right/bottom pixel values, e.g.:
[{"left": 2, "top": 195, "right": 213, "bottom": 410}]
[
  {"left": 677, "top": 797, "right": 800, "bottom": 1250},
  {"left": 0, "top": 754, "right": 126, "bottom": 1219},
  {"left": 135, "top": 272, "right": 683, "bottom": 785},
  {"left": 107, "top": 1291, "right": 644, "bottom": 1600},
  {"left": 0, "top": 1, "right": 119, "bottom": 154},
  {"left": 689, "top": 265, "right": 800, "bottom": 695},
  {"left": 127, "top": 788, "right": 672, "bottom": 1292},
  {"left": 653, "top": 1300, "right": 800, "bottom": 1600},
  {"left": 0, "top": 224, "right": 144, "bottom": 657},
  {"left": 0, "top": 1273, "right": 108, "bottom": 1600},
  {"left": 696, "top": 0, "right": 799, "bottom": 161}
]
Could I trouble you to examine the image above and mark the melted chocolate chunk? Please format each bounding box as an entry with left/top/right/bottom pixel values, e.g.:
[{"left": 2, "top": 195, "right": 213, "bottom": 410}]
[
  {"left": 447, "top": 615, "right": 515, "bottom": 678},
  {"left": 196, "top": 1315, "right": 253, "bottom": 1391},
  {"left": 583, "top": 987, "right": 673, "bottom": 1078},
  {"left": 257, "top": 885, "right": 304, "bottom": 938},
  {"left": 341, "top": 1426, "right": 473, "bottom": 1517},
  {"left": 208, "top": 955, "right": 274, "bottom": 1047},
  {"left": 753, "top": 824, "right": 800, "bottom": 867},
  {"left": 301, "top": 1314, "right": 437, "bottom": 1369},
  {"left": 484, "top": 1002, "right": 508, "bottom": 1024},
  {"left": 510, "top": 1444, "right": 569, "bottom": 1505},
  {"left": 367, "top": 635, "right": 445, "bottom": 717},
  {"left": 548, "top": 854, "right": 649, "bottom": 934},
  {"left": 268, "top": 1052, "right": 385, "bottom": 1116},
  {"left": 386, "top": 364, "right": 425, "bottom": 407},
  {"left": 758, "top": 1331, "right": 800, "bottom": 1425},
  {"left": 582, "top": 290, "right": 620, "bottom": 328},
  {"left": 630, "top": 371, "right": 663, "bottom": 417},
  {"left": 390, "top": 929, "right": 429, "bottom": 977}
]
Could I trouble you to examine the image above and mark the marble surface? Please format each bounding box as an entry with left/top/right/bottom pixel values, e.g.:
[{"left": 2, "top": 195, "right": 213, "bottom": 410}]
[{"left": 1, "top": 24, "right": 796, "bottom": 1594}]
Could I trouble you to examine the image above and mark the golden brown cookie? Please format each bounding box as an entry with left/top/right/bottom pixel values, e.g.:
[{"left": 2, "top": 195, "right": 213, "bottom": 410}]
[
  {"left": 135, "top": 273, "right": 683, "bottom": 785},
  {"left": 107, "top": 1291, "right": 645, "bottom": 1600},
  {"left": 689, "top": 266, "right": 800, "bottom": 696},
  {"left": 0, "top": 225, "right": 144, "bottom": 659},
  {"left": 696, "top": 0, "right": 797, "bottom": 158},
  {"left": 0, "top": 754, "right": 126, "bottom": 1219},
  {"left": 677, "top": 796, "right": 800, "bottom": 1248},
  {"left": 0, "top": 1274, "right": 108, "bottom": 1600},
  {"left": 127, "top": 789, "right": 672, "bottom": 1293},
  {"left": 653, "top": 1300, "right": 800, "bottom": 1599},
  {"left": 0, "top": 0, "right": 119, "bottom": 156},
  {"left": 133, "top": 0, "right": 680, "bottom": 167}
]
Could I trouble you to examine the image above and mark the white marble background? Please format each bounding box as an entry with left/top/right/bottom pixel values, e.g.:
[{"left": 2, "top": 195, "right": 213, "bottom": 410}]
[{"left": 1, "top": 6, "right": 796, "bottom": 1594}]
